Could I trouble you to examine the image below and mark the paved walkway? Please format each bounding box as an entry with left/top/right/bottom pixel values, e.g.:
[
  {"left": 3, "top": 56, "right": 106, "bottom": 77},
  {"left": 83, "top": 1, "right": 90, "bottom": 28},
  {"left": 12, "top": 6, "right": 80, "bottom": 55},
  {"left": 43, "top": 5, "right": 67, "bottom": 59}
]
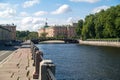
[{"left": 0, "top": 41, "right": 34, "bottom": 80}]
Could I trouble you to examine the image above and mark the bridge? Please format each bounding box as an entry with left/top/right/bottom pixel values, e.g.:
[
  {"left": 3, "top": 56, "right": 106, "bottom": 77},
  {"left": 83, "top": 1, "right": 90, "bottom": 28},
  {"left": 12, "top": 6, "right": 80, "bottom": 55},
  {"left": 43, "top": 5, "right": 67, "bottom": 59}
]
[{"left": 31, "top": 38, "right": 79, "bottom": 44}]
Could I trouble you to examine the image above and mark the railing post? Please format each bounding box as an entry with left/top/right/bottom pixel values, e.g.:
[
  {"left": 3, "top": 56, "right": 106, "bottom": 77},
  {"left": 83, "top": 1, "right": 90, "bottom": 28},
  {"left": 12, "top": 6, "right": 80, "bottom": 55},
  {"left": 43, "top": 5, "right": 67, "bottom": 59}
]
[
  {"left": 33, "top": 51, "right": 43, "bottom": 79},
  {"left": 39, "top": 60, "right": 56, "bottom": 80},
  {"left": 30, "top": 42, "right": 34, "bottom": 57},
  {"left": 33, "top": 46, "right": 39, "bottom": 66}
]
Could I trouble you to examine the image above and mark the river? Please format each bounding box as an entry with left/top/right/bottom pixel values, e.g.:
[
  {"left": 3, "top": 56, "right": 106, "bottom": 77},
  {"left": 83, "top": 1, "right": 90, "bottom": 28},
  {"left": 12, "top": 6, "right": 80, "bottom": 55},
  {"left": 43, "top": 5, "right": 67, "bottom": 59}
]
[{"left": 36, "top": 43, "right": 120, "bottom": 80}]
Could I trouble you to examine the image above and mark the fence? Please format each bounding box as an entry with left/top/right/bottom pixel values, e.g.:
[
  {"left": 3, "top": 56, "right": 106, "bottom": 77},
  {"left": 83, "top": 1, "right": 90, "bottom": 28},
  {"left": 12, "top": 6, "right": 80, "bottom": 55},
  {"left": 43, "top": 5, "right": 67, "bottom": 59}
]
[{"left": 30, "top": 41, "right": 56, "bottom": 80}]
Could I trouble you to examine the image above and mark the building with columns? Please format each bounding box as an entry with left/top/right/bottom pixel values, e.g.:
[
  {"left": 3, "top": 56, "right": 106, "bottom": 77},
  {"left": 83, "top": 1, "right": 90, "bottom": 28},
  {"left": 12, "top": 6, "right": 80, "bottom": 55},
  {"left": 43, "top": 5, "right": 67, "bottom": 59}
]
[{"left": 38, "top": 22, "right": 77, "bottom": 38}]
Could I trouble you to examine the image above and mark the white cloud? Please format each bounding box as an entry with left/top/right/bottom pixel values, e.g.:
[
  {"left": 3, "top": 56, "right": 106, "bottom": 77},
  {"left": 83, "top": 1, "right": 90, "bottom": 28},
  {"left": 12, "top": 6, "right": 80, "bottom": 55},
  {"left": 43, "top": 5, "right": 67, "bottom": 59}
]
[
  {"left": 20, "top": 17, "right": 45, "bottom": 31},
  {"left": 33, "top": 24, "right": 43, "bottom": 31},
  {"left": 92, "top": 6, "right": 110, "bottom": 13},
  {"left": 67, "top": 17, "right": 80, "bottom": 24},
  {"left": 0, "top": 8, "right": 16, "bottom": 18},
  {"left": 0, "top": 3, "right": 16, "bottom": 18},
  {"left": 20, "top": 12, "right": 29, "bottom": 17},
  {"left": 21, "top": 17, "right": 33, "bottom": 25},
  {"left": 34, "top": 11, "right": 48, "bottom": 16},
  {"left": 51, "top": 4, "right": 72, "bottom": 15},
  {"left": 23, "top": 0, "right": 40, "bottom": 8},
  {"left": 32, "top": 18, "right": 44, "bottom": 24},
  {"left": 0, "top": 3, "right": 10, "bottom": 10},
  {"left": 67, "top": 17, "right": 73, "bottom": 23},
  {"left": 70, "top": 0, "right": 100, "bottom": 3}
]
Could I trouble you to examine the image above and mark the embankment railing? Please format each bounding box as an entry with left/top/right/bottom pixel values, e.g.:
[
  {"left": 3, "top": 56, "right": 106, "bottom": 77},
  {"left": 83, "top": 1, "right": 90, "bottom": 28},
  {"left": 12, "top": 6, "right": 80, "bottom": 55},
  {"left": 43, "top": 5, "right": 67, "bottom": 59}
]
[
  {"left": 30, "top": 41, "right": 56, "bottom": 80},
  {"left": 86, "top": 39, "right": 120, "bottom": 42}
]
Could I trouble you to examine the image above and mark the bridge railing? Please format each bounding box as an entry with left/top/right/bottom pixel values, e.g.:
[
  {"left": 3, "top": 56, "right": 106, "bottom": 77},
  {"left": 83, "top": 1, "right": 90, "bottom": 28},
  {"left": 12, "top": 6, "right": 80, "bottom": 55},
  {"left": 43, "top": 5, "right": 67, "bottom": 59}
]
[{"left": 30, "top": 41, "right": 56, "bottom": 80}]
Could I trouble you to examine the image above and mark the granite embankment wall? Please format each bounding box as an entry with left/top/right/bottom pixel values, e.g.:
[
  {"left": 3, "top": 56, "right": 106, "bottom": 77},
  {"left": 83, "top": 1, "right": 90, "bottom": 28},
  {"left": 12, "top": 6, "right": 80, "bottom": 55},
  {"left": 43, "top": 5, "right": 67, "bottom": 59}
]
[{"left": 79, "top": 40, "right": 120, "bottom": 47}]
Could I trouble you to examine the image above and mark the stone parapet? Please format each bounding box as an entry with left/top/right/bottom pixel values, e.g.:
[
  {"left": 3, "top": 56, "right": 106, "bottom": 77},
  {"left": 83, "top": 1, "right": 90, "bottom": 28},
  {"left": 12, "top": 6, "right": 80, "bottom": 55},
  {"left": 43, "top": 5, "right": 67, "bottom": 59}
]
[{"left": 79, "top": 40, "right": 120, "bottom": 47}]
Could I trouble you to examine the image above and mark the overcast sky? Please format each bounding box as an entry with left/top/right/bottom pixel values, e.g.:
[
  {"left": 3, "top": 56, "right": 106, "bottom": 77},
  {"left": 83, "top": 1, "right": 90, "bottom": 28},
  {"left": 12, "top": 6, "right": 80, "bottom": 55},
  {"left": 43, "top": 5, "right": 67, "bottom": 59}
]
[{"left": 0, "top": 0, "right": 119, "bottom": 31}]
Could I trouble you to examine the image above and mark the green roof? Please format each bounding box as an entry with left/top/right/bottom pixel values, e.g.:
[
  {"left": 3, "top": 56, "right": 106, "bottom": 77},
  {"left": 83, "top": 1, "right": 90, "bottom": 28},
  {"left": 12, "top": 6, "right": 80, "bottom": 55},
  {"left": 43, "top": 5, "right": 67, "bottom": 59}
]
[{"left": 44, "top": 25, "right": 49, "bottom": 28}]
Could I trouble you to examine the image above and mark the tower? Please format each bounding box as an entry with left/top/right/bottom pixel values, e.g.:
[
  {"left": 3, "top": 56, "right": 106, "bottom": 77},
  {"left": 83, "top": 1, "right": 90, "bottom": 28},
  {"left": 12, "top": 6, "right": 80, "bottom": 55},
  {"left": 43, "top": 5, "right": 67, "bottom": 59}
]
[{"left": 44, "top": 18, "right": 49, "bottom": 28}]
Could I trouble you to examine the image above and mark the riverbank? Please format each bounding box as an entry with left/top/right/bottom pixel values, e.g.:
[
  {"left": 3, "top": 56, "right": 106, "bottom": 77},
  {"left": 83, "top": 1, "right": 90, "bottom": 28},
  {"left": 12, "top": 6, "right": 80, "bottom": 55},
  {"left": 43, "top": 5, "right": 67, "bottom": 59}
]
[
  {"left": 39, "top": 40, "right": 65, "bottom": 44},
  {"left": 79, "top": 40, "right": 120, "bottom": 47}
]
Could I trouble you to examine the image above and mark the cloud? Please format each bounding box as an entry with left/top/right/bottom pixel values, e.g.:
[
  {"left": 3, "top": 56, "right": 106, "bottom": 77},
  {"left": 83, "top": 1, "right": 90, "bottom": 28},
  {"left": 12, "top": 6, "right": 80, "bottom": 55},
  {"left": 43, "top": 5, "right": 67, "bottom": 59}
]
[
  {"left": 0, "top": 3, "right": 10, "bottom": 10},
  {"left": 0, "top": 8, "right": 16, "bottom": 18},
  {"left": 92, "top": 5, "right": 110, "bottom": 13},
  {"left": 70, "top": 0, "right": 100, "bottom": 3},
  {"left": 20, "top": 12, "right": 29, "bottom": 17},
  {"left": 23, "top": 0, "right": 40, "bottom": 8},
  {"left": 0, "top": 3, "right": 16, "bottom": 18},
  {"left": 67, "top": 17, "right": 73, "bottom": 23},
  {"left": 51, "top": 4, "right": 72, "bottom": 14},
  {"left": 34, "top": 11, "right": 48, "bottom": 16},
  {"left": 20, "top": 17, "right": 45, "bottom": 31},
  {"left": 67, "top": 17, "right": 80, "bottom": 24},
  {"left": 32, "top": 18, "right": 44, "bottom": 24},
  {"left": 21, "top": 17, "right": 33, "bottom": 25}
]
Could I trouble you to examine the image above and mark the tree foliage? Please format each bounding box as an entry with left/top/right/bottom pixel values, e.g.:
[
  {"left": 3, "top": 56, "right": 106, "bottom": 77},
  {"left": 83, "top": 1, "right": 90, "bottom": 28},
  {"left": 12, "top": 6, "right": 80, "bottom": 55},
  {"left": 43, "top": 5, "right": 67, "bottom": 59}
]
[
  {"left": 40, "top": 32, "right": 48, "bottom": 38},
  {"left": 76, "top": 19, "right": 83, "bottom": 36},
  {"left": 16, "top": 31, "right": 38, "bottom": 40},
  {"left": 79, "top": 4, "right": 120, "bottom": 40}
]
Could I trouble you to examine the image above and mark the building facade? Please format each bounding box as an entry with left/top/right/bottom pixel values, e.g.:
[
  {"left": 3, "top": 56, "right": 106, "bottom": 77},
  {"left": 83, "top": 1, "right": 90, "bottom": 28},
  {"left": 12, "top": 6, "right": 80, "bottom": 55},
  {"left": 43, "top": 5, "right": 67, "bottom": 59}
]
[
  {"left": 0, "top": 24, "right": 16, "bottom": 44},
  {"left": 38, "top": 23, "right": 77, "bottom": 38}
]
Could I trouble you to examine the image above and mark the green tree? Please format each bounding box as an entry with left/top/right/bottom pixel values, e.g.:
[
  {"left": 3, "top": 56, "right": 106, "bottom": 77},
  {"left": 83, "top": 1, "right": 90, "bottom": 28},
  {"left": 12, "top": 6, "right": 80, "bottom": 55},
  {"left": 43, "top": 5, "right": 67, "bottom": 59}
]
[
  {"left": 16, "top": 31, "right": 38, "bottom": 40},
  {"left": 40, "top": 32, "right": 48, "bottom": 38},
  {"left": 81, "top": 4, "right": 120, "bottom": 39},
  {"left": 76, "top": 19, "right": 83, "bottom": 36},
  {"left": 82, "top": 14, "right": 95, "bottom": 39},
  {"left": 28, "top": 32, "right": 38, "bottom": 39}
]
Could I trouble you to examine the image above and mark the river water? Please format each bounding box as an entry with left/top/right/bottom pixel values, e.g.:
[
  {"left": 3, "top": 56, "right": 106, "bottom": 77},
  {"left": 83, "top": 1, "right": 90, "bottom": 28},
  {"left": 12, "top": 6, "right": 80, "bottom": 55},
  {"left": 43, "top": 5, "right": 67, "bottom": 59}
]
[{"left": 36, "top": 44, "right": 120, "bottom": 80}]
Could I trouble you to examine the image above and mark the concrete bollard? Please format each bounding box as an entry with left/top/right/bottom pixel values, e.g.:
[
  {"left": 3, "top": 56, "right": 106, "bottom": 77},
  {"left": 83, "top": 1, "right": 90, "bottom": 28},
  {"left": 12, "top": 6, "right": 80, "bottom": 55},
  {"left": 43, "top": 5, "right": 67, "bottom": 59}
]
[
  {"left": 39, "top": 60, "right": 56, "bottom": 80},
  {"left": 33, "top": 51, "right": 43, "bottom": 79}
]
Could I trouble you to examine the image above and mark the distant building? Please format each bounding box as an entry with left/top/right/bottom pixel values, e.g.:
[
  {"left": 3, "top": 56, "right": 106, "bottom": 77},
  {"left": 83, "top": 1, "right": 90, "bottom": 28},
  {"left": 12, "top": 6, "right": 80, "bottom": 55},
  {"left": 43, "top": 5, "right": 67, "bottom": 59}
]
[
  {"left": 0, "top": 24, "right": 16, "bottom": 44},
  {"left": 38, "top": 22, "right": 77, "bottom": 38}
]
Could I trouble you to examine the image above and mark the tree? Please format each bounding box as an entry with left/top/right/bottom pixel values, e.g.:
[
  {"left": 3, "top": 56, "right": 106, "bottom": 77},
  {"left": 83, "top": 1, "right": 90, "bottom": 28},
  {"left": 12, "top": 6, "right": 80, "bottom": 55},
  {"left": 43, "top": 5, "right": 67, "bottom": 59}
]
[
  {"left": 81, "top": 4, "right": 120, "bottom": 39},
  {"left": 82, "top": 14, "right": 95, "bottom": 39},
  {"left": 76, "top": 19, "right": 83, "bottom": 36},
  {"left": 40, "top": 32, "right": 48, "bottom": 38},
  {"left": 28, "top": 32, "right": 38, "bottom": 39},
  {"left": 16, "top": 31, "right": 38, "bottom": 40}
]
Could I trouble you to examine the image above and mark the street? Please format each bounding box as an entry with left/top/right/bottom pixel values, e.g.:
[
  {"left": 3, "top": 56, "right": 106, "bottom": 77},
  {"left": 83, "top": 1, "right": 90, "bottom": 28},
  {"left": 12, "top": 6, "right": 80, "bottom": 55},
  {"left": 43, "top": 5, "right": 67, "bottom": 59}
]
[{"left": 0, "top": 50, "right": 13, "bottom": 62}]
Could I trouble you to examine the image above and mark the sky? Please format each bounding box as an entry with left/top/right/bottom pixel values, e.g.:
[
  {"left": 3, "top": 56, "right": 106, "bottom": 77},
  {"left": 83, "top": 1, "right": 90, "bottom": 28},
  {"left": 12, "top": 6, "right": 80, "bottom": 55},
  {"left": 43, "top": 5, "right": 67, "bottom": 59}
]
[{"left": 0, "top": 0, "right": 119, "bottom": 31}]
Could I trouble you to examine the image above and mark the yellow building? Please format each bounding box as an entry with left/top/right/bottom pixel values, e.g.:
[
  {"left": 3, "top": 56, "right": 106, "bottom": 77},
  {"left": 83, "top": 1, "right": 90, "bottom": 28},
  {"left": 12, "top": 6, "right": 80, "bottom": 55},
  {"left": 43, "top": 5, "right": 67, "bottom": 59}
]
[{"left": 38, "top": 23, "right": 77, "bottom": 38}]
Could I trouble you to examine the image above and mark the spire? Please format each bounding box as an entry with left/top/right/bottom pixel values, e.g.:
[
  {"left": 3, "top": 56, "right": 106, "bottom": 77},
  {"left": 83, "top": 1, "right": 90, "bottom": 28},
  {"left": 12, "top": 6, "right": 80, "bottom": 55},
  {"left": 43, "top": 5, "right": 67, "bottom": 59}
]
[
  {"left": 45, "top": 18, "right": 48, "bottom": 26},
  {"left": 44, "top": 18, "right": 49, "bottom": 28}
]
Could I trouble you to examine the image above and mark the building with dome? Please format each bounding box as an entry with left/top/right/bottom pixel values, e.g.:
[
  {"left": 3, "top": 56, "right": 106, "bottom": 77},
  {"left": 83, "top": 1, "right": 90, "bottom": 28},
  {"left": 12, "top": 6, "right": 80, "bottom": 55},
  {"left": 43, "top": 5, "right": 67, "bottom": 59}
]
[{"left": 38, "top": 22, "right": 77, "bottom": 38}]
